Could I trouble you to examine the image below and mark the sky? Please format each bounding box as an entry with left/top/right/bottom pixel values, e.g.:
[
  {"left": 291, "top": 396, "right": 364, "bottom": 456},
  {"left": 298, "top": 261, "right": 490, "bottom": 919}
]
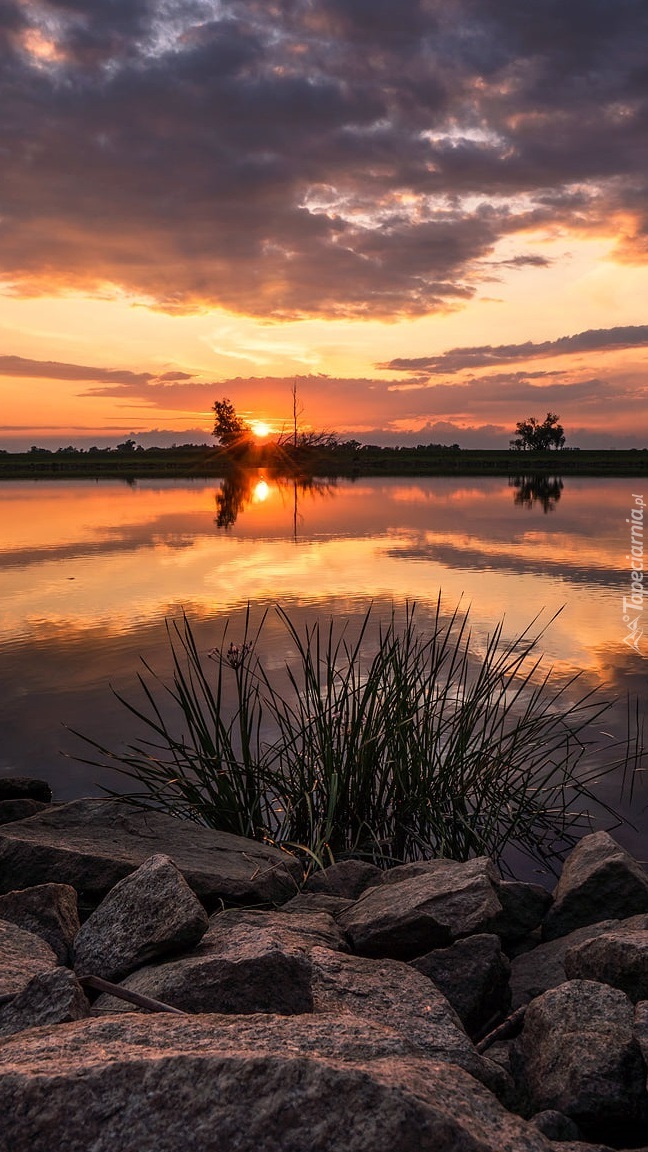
[{"left": 1, "top": 0, "right": 648, "bottom": 450}]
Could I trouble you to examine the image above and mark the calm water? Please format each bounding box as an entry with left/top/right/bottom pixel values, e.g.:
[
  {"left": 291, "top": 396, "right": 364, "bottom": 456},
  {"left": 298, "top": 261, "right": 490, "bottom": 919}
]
[{"left": 1, "top": 472, "right": 646, "bottom": 866}]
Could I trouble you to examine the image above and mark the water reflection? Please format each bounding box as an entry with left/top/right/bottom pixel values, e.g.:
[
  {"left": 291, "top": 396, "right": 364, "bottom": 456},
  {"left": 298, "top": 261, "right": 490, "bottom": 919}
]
[
  {"left": 0, "top": 473, "right": 646, "bottom": 867},
  {"left": 214, "top": 468, "right": 338, "bottom": 537},
  {"left": 510, "top": 474, "right": 564, "bottom": 513}
]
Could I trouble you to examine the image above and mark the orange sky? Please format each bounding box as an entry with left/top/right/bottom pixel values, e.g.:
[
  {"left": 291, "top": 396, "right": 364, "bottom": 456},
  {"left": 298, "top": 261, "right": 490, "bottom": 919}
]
[{"left": 1, "top": 1, "right": 647, "bottom": 450}]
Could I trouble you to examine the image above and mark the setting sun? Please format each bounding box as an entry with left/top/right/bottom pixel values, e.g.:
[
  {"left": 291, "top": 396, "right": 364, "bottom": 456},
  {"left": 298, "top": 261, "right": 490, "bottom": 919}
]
[{"left": 251, "top": 421, "right": 272, "bottom": 439}]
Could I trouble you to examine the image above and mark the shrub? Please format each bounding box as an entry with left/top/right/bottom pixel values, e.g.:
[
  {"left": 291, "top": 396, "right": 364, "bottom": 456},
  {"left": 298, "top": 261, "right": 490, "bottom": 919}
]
[{"left": 75, "top": 600, "right": 643, "bottom": 875}]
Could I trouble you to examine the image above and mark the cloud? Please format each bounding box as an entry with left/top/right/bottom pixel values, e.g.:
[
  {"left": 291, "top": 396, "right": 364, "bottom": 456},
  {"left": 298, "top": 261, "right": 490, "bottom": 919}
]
[
  {"left": 0, "top": 354, "right": 154, "bottom": 385},
  {"left": 383, "top": 324, "right": 648, "bottom": 374},
  {"left": 0, "top": 0, "right": 646, "bottom": 318}
]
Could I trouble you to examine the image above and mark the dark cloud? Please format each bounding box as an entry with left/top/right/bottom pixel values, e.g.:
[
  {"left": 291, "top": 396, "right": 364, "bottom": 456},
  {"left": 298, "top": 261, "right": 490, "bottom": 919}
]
[
  {"left": 0, "top": 354, "right": 154, "bottom": 385},
  {"left": 0, "top": 0, "right": 645, "bottom": 317},
  {"left": 384, "top": 325, "right": 648, "bottom": 374}
]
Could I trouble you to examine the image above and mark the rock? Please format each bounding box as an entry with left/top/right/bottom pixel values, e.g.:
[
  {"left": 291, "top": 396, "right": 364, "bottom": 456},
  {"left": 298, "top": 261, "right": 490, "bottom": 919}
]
[
  {"left": 511, "top": 979, "right": 647, "bottom": 1145},
  {"left": 0, "top": 884, "right": 80, "bottom": 965},
  {"left": 565, "top": 928, "right": 648, "bottom": 1003},
  {"left": 542, "top": 832, "right": 648, "bottom": 941},
  {"left": 0, "top": 799, "right": 49, "bottom": 825},
  {"left": 94, "top": 911, "right": 317, "bottom": 1015},
  {"left": 0, "top": 968, "right": 90, "bottom": 1038},
  {"left": 0, "top": 777, "right": 52, "bottom": 803},
  {"left": 492, "top": 881, "right": 553, "bottom": 946},
  {"left": 309, "top": 944, "right": 509, "bottom": 1098},
  {"left": 0, "top": 1013, "right": 557, "bottom": 1152},
  {"left": 0, "top": 799, "right": 302, "bottom": 909},
  {"left": 530, "top": 1110, "right": 583, "bottom": 1141},
  {"left": 337, "top": 856, "right": 503, "bottom": 959},
  {"left": 303, "top": 859, "right": 383, "bottom": 898},
  {"left": 281, "top": 892, "right": 354, "bottom": 917},
  {"left": 509, "top": 920, "right": 621, "bottom": 1009},
  {"left": 410, "top": 933, "right": 511, "bottom": 1038},
  {"left": 633, "top": 1000, "right": 648, "bottom": 1078},
  {"left": 73, "top": 854, "right": 209, "bottom": 983},
  {"left": 0, "top": 919, "right": 58, "bottom": 997},
  {"left": 206, "top": 907, "right": 349, "bottom": 953}
]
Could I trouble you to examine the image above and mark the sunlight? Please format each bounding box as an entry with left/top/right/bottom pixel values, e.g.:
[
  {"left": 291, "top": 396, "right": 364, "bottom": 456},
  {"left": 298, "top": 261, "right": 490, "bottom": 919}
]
[
  {"left": 252, "top": 479, "right": 271, "bottom": 503},
  {"left": 251, "top": 420, "right": 272, "bottom": 439}
]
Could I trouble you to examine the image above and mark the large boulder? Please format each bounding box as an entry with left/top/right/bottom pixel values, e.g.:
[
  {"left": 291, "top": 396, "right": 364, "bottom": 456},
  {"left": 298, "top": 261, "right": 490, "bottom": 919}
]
[
  {"left": 542, "top": 832, "right": 648, "bottom": 941},
  {"left": 0, "top": 883, "right": 80, "bottom": 965},
  {"left": 511, "top": 979, "right": 648, "bottom": 1145},
  {"left": 410, "top": 933, "right": 511, "bottom": 1038},
  {"left": 73, "top": 854, "right": 209, "bottom": 983},
  {"left": 0, "top": 968, "right": 90, "bottom": 1038},
  {"left": 309, "top": 945, "right": 508, "bottom": 1097},
  {"left": 281, "top": 892, "right": 354, "bottom": 917},
  {"left": 206, "top": 907, "right": 349, "bottom": 953},
  {"left": 303, "top": 860, "right": 383, "bottom": 898},
  {"left": 0, "top": 1013, "right": 557, "bottom": 1152},
  {"left": 0, "top": 800, "right": 49, "bottom": 825},
  {"left": 565, "top": 928, "right": 648, "bottom": 1003},
  {"left": 491, "top": 881, "right": 552, "bottom": 947},
  {"left": 0, "top": 777, "right": 52, "bottom": 803},
  {"left": 0, "top": 920, "right": 58, "bottom": 998},
  {"left": 337, "top": 857, "right": 503, "bottom": 959},
  {"left": 0, "top": 799, "right": 302, "bottom": 909},
  {"left": 94, "top": 910, "right": 322, "bottom": 1015},
  {"left": 509, "top": 919, "right": 621, "bottom": 1010}
]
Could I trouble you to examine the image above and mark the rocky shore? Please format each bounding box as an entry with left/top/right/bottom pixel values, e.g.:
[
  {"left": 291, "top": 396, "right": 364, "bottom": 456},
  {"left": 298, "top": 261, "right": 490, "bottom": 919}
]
[{"left": 1, "top": 778, "right": 648, "bottom": 1150}]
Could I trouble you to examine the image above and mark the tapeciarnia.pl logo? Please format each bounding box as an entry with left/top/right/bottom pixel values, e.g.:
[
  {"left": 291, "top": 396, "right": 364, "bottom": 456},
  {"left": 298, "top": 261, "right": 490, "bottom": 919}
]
[{"left": 623, "top": 493, "right": 645, "bottom": 654}]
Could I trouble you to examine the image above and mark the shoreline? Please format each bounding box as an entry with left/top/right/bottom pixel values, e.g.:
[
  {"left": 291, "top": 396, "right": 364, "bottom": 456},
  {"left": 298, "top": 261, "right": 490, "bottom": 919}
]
[{"left": 1, "top": 446, "right": 648, "bottom": 481}]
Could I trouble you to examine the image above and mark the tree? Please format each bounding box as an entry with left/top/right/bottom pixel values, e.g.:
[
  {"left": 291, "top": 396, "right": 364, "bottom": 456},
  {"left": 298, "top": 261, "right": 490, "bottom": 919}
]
[
  {"left": 212, "top": 398, "right": 252, "bottom": 451},
  {"left": 510, "top": 412, "right": 566, "bottom": 451}
]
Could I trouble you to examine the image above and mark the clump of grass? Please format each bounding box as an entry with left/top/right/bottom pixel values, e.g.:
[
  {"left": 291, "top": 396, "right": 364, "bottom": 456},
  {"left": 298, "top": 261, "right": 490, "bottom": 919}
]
[{"left": 74, "top": 599, "right": 644, "bottom": 874}]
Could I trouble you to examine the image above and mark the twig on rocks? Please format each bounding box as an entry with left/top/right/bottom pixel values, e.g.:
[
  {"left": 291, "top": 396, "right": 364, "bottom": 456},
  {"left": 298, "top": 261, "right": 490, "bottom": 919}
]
[
  {"left": 475, "top": 1004, "right": 528, "bottom": 1053},
  {"left": 79, "top": 975, "right": 187, "bottom": 1015}
]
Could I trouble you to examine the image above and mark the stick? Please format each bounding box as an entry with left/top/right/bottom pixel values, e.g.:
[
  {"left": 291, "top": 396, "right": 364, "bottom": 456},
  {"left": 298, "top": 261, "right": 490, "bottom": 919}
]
[
  {"left": 475, "top": 1004, "right": 528, "bottom": 1053},
  {"left": 79, "top": 975, "right": 187, "bottom": 1015}
]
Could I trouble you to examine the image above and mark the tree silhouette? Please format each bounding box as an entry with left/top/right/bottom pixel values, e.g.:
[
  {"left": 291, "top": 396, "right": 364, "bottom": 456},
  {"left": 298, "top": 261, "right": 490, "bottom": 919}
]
[
  {"left": 510, "top": 474, "right": 564, "bottom": 513},
  {"left": 212, "top": 398, "right": 252, "bottom": 451},
  {"left": 510, "top": 412, "right": 566, "bottom": 451}
]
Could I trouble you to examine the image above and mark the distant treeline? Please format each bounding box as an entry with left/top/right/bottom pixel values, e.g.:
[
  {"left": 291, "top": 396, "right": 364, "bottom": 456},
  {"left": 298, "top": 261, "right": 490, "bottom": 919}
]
[{"left": 1, "top": 440, "right": 647, "bottom": 479}]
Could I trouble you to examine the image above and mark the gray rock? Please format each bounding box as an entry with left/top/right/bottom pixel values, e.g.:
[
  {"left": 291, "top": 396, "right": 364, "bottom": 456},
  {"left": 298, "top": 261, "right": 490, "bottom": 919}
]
[
  {"left": 309, "top": 944, "right": 510, "bottom": 1099},
  {"left": 542, "top": 832, "right": 648, "bottom": 941},
  {"left": 0, "top": 798, "right": 302, "bottom": 909},
  {"left": 337, "top": 856, "right": 503, "bottom": 959},
  {"left": 280, "top": 892, "right": 354, "bottom": 917},
  {"left": 0, "top": 967, "right": 90, "bottom": 1037},
  {"left": 0, "top": 919, "right": 58, "bottom": 997},
  {"left": 565, "top": 928, "right": 648, "bottom": 1002},
  {"left": 492, "top": 881, "right": 553, "bottom": 946},
  {"left": 0, "top": 883, "right": 80, "bottom": 965},
  {"left": 73, "top": 854, "right": 208, "bottom": 982},
  {"left": 303, "top": 859, "right": 383, "bottom": 898},
  {"left": 0, "top": 799, "right": 49, "bottom": 825},
  {"left": 94, "top": 912, "right": 316, "bottom": 1015},
  {"left": 410, "top": 933, "right": 511, "bottom": 1038},
  {"left": 510, "top": 920, "right": 621, "bottom": 1009},
  {"left": 511, "top": 979, "right": 647, "bottom": 1145},
  {"left": 633, "top": 1000, "right": 648, "bottom": 1088},
  {"left": 0, "top": 1013, "right": 557, "bottom": 1152},
  {"left": 0, "top": 777, "right": 52, "bottom": 803},
  {"left": 378, "top": 859, "right": 457, "bottom": 885},
  {"left": 530, "top": 1110, "right": 583, "bottom": 1141},
  {"left": 207, "top": 907, "right": 349, "bottom": 953}
]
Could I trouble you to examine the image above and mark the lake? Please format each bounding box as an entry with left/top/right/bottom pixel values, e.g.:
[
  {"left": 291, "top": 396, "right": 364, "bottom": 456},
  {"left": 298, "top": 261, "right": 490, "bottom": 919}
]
[{"left": 1, "top": 471, "right": 646, "bottom": 871}]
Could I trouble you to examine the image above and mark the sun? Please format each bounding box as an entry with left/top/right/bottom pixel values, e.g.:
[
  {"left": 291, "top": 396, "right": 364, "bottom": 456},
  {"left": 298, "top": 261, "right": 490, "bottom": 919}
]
[{"left": 250, "top": 420, "right": 271, "bottom": 439}]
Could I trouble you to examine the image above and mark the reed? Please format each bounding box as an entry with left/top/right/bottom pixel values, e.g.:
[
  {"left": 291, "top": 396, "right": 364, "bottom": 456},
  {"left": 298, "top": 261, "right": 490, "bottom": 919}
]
[{"left": 75, "top": 600, "right": 643, "bottom": 874}]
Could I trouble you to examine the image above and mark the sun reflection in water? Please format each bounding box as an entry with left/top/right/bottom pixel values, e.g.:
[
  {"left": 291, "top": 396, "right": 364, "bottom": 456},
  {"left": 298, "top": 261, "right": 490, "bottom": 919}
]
[{"left": 252, "top": 479, "right": 271, "bottom": 503}]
